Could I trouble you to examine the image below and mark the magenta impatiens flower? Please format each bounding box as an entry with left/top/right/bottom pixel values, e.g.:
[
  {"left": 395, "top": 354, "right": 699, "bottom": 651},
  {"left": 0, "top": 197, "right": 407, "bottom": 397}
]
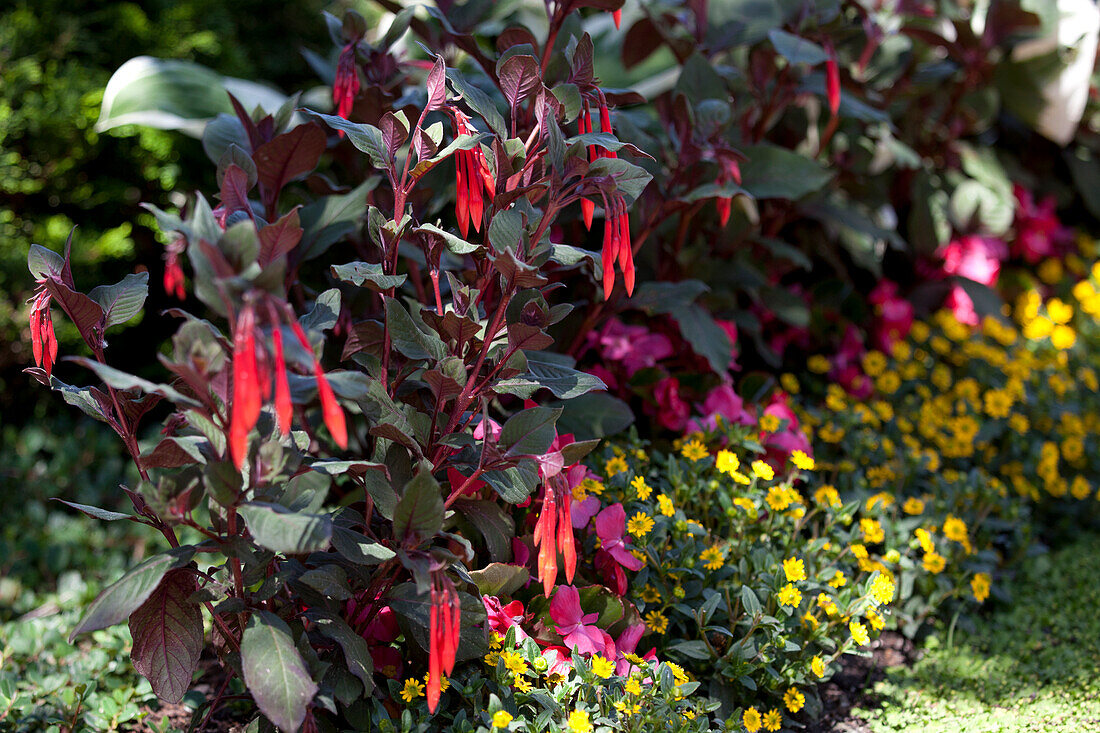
[
  {"left": 549, "top": 585, "right": 609, "bottom": 656},
  {"left": 594, "top": 504, "right": 644, "bottom": 572}
]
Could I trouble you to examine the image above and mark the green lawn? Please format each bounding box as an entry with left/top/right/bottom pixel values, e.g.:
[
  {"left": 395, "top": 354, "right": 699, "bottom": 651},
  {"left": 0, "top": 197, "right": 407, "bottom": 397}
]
[{"left": 857, "top": 534, "right": 1100, "bottom": 733}]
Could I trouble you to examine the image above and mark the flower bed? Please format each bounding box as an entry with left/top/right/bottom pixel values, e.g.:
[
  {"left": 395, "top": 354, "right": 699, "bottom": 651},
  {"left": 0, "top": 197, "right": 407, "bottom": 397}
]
[{"left": 17, "top": 1, "right": 1100, "bottom": 731}]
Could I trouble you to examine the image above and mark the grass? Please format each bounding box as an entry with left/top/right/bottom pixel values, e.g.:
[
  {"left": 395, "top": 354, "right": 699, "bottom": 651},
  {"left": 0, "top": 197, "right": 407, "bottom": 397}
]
[{"left": 857, "top": 533, "right": 1100, "bottom": 733}]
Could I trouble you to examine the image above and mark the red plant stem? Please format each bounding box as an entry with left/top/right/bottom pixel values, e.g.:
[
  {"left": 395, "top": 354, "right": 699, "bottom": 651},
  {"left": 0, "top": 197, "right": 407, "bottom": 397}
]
[{"left": 443, "top": 467, "right": 485, "bottom": 508}]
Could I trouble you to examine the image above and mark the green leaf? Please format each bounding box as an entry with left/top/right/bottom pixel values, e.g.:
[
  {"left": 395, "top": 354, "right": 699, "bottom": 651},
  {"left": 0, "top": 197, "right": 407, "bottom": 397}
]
[
  {"left": 69, "top": 548, "right": 195, "bottom": 642},
  {"left": 241, "top": 611, "right": 318, "bottom": 733},
  {"left": 331, "top": 526, "right": 396, "bottom": 565},
  {"left": 306, "top": 611, "right": 375, "bottom": 694},
  {"left": 89, "top": 272, "right": 149, "bottom": 330},
  {"left": 299, "top": 109, "right": 388, "bottom": 169},
  {"left": 768, "top": 29, "right": 828, "bottom": 65},
  {"left": 554, "top": 393, "right": 634, "bottom": 441},
  {"left": 384, "top": 297, "right": 447, "bottom": 361},
  {"left": 331, "top": 261, "right": 407, "bottom": 291},
  {"left": 739, "top": 144, "right": 833, "bottom": 200},
  {"left": 447, "top": 68, "right": 507, "bottom": 138},
  {"left": 669, "top": 640, "right": 712, "bottom": 661},
  {"left": 587, "top": 157, "right": 653, "bottom": 201},
  {"left": 392, "top": 468, "right": 444, "bottom": 544},
  {"left": 481, "top": 459, "right": 539, "bottom": 504},
  {"left": 469, "top": 563, "right": 529, "bottom": 597},
  {"left": 97, "top": 56, "right": 288, "bottom": 138},
  {"left": 740, "top": 586, "right": 762, "bottom": 616},
  {"left": 488, "top": 209, "right": 524, "bottom": 253},
  {"left": 238, "top": 502, "right": 332, "bottom": 554},
  {"left": 128, "top": 569, "right": 203, "bottom": 704},
  {"left": 669, "top": 303, "right": 732, "bottom": 374},
  {"left": 299, "top": 178, "right": 380, "bottom": 261},
  {"left": 55, "top": 499, "right": 134, "bottom": 522},
  {"left": 454, "top": 499, "right": 514, "bottom": 562},
  {"left": 68, "top": 357, "right": 201, "bottom": 407},
  {"left": 499, "top": 406, "right": 562, "bottom": 457},
  {"left": 27, "top": 243, "right": 65, "bottom": 281},
  {"left": 414, "top": 222, "right": 482, "bottom": 255},
  {"left": 506, "top": 351, "right": 606, "bottom": 400}
]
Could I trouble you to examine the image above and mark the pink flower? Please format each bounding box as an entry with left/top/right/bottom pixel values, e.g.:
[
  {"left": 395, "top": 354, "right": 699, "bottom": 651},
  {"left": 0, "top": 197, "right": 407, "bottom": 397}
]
[
  {"left": 940, "top": 235, "right": 1007, "bottom": 287},
  {"left": 594, "top": 504, "right": 644, "bottom": 572},
  {"left": 614, "top": 622, "right": 657, "bottom": 676},
  {"left": 689, "top": 383, "right": 754, "bottom": 432},
  {"left": 944, "top": 285, "right": 979, "bottom": 325},
  {"left": 715, "top": 319, "right": 740, "bottom": 371},
  {"left": 370, "top": 645, "right": 403, "bottom": 679},
  {"left": 483, "top": 596, "right": 528, "bottom": 642},
  {"left": 654, "top": 376, "right": 689, "bottom": 432},
  {"left": 590, "top": 319, "right": 673, "bottom": 375},
  {"left": 1013, "top": 184, "right": 1069, "bottom": 263},
  {"left": 763, "top": 392, "right": 813, "bottom": 467},
  {"left": 868, "top": 281, "right": 913, "bottom": 351},
  {"left": 549, "top": 585, "right": 608, "bottom": 656},
  {"left": 542, "top": 646, "right": 574, "bottom": 677},
  {"left": 571, "top": 495, "right": 601, "bottom": 529}
]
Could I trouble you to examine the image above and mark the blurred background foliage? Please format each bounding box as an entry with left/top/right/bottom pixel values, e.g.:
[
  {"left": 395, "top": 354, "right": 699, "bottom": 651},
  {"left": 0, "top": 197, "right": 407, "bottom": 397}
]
[{"left": 0, "top": 0, "right": 333, "bottom": 509}]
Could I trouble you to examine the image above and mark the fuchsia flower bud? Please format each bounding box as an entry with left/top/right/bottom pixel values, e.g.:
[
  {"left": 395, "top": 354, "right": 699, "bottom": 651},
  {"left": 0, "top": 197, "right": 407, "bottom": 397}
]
[
  {"left": 825, "top": 43, "right": 841, "bottom": 116},
  {"left": 427, "top": 573, "right": 461, "bottom": 712},
  {"left": 333, "top": 43, "right": 360, "bottom": 122},
  {"left": 28, "top": 286, "right": 57, "bottom": 378}
]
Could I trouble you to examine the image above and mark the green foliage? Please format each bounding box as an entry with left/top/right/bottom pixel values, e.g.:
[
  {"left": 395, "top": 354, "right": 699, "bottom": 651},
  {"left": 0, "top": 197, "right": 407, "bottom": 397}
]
[{"left": 857, "top": 534, "right": 1100, "bottom": 733}]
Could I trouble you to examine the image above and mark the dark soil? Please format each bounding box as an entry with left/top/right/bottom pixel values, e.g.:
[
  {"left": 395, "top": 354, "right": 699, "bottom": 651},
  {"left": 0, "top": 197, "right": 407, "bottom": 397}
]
[{"left": 807, "top": 631, "right": 918, "bottom": 733}]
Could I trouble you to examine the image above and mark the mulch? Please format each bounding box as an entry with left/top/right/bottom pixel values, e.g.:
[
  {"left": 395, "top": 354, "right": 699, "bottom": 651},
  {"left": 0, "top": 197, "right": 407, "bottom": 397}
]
[{"left": 807, "top": 631, "right": 918, "bottom": 732}]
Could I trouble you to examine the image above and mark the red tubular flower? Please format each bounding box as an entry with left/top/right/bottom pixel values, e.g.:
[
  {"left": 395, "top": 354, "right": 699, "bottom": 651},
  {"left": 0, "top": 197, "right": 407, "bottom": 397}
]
[
  {"left": 271, "top": 327, "right": 293, "bottom": 435},
  {"left": 290, "top": 322, "right": 348, "bottom": 449},
  {"left": 579, "top": 109, "right": 596, "bottom": 229},
  {"left": 229, "top": 306, "right": 262, "bottom": 468},
  {"left": 534, "top": 487, "right": 559, "bottom": 597},
  {"left": 592, "top": 96, "right": 634, "bottom": 299},
  {"left": 612, "top": 9, "right": 622, "bottom": 28},
  {"left": 825, "top": 43, "right": 841, "bottom": 116},
  {"left": 28, "top": 287, "right": 58, "bottom": 377},
  {"left": 453, "top": 111, "right": 491, "bottom": 238},
  {"left": 427, "top": 575, "right": 460, "bottom": 713},
  {"left": 333, "top": 43, "right": 360, "bottom": 121},
  {"left": 163, "top": 250, "right": 186, "bottom": 300}
]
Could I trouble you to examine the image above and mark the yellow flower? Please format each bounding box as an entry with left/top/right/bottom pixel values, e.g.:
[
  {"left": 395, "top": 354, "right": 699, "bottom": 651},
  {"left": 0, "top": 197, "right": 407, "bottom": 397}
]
[
  {"left": 801, "top": 611, "right": 819, "bottom": 630},
  {"left": 733, "top": 496, "right": 755, "bottom": 513},
  {"left": 627, "top": 512, "right": 654, "bottom": 538},
  {"left": 400, "top": 677, "right": 425, "bottom": 702},
  {"left": 579, "top": 477, "right": 604, "bottom": 495},
  {"left": 743, "top": 707, "right": 763, "bottom": 733},
  {"left": 605, "top": 455, "right": 627, "bottom": 477},
  {"left": 759, "top": 413, "right": 782, "bottom": 433},
  {"left": 943, "top": 515, "right": 968, "bottom": 543},
  {"left": 763, "top": 708, "right": 783, "bottom": 731},
  {"left": 567, "top": 709, "right": 593, "bottom": 733},
  {"left": 641, "top": 584, "right": 661, "bottom": 603},
  {"left": 867, "top": 608, "right": 885, "bottom": 631},
  {"left": 423, "top": 673, "right": 450, "bottom": 692},
  {"left": 863, "top": 350, "right": 888, "bottom": 376},
  {"left": 780, "top": 373, "right": 800, "bottom": 393},
  {"left": 923, "top": 551, "right": 946, "bottom": 574},
  {"left": 902, "top": 497, "right": 925, "bottom": 515},
  {"left": 783, "top": 557, "right": 807, "bottom": 582},
  {"left": 700, "top": 546, "right": 725, "bottom": 571},
  {"left": 860, "top": 518, "right": 885, "bottom": 544},
  {"left": 784, "top": 687, "right": 805, "bottom": 713},
  {"left": 765, "top": 487, "right": 791, "bottom": 511},
  {"left": 914, "top": 528, "right": 935, "bottom": 554},
  {"left": 681, "top": 439, "right": 708, "bottom": 461},
  {"left": 624, "top": 677, "right": 642, "bottom": 695},
  {"left": 790, "top": 450, "right": 815, "bottom": 471},
  {"left": 814, "top": 484, "right": 842, "bottom": 509},
  {"left": 752, "top": 460, "right": 775, "bottom": 481},
  {"left": 512, "top": 676, "right": 532, "bottom": 693},
  {"left": 971, "top": 572, "right": 991, "bottom": 602},
  {"left": 850, "top": 619, "right": 870, "bottom": 646},
  {"left": 657, "top": 493, "right": 675, "bottom": 517},
  {"left": 666, "top": 661, "right": 690, "bottom": 685},
  {"left": 829, "top": 571, "right": 847, "bottom": 588},
  {"left": 590, "top": 655, "right": 615, "bottom": 679},
  {"left": 808, "top": 354, "right": 831, "bottom": 373},
  {"left": 644, "top": 610, "right": 668, "bottom": 634},
  {"left": 492, "top": 710, "right": 513, "bottom": 728},
  {"left": 716, "top": 450, "right": 740, "bottom": 476},
  {"left": 777, "top": 583, "right": 802, "bottom": 608},
  {"left": 811, "top": 655, "right": 826, "bottom": 678},
  {"left": 732, "top": 471, "right": 752, "bottom": 485},
  {"left": 501, "top": 650, "right": 527, "bottom": 676},
  {"left": 631, "top": 475, "right": 652, "bottom": 500}
]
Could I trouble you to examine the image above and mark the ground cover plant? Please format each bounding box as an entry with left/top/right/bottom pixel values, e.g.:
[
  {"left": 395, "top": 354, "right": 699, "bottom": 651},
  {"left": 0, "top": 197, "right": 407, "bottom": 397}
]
[{"left": 14, "top": 0, "right": 1100, "bottom": 731}]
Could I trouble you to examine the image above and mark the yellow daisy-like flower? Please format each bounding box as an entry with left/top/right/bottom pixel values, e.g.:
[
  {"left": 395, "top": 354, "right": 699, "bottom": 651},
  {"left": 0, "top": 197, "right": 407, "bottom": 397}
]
[
  {"left": 828, "top": 570, "right": 847, "bottom": 588},
  {"left": 631, "top": 475, "right": 653, "bottom": 501},
  {"left": 943, "top": 515, "right": 968, "bottom": 543},
  {"left": 743, "top": 707, "right": 763, "bottom": 732},
  {"left": 759, "top": 413, "right": 782, "bottom": 433},
  {"left": 914, "top": 528, "right": 935, "bottom": 554},
  {"left": 656, "top": 493, "right": 674, "bottom": 517},
  {"left": 627, "top": 511, "right": 654, "bottom": 538},
  {"left": 814, "top": 484, "right": 842, "bottom": 509},
  {"left": 624, "top": 677, "right": 642, "bottom": 695},
  {"left": 567, "top": 709, "right": 593, "bottom": 733},
  {"left": 423, "top": 673, "right": 450, "bottom": 692},
  {"left": 923, "top": 551, "right": 946, "bottom": 574},
  {"left": 716, "top": 450, "right": 740, "bottom": 476},
  {"left": 867, "top": 608, "right": 885, "bottom": 631},
  {"left": 605, "top": 455, "right": 628, "bottom": 477},
  {"left": 811, "top": 655, "right": 826, "bottom": 678},
  {"left": 733, "top": 496, "right": 756, "bottom": 513},
  {"left": 492, "top": 710, "right": 513, "bottom": 728},
  {"left": 783, "top": 556, "right": 806, "bottom": 582},
  {"left": 801, "top": 611, "right": 819, "bottom": 630},
  {"left": 501, "top": 650, "right": 527, "bottom": 676},
  {"left": 700, "top": 545, "right": 725, "bottom": 571},
  {"left": 971, "top": 572, "right": 991, "bottom": 602},
  {"left": 681, "top": 439, "right": 708, "bottom": 461},
  {"left": 732, "top": 470, "right": 752, "bottom": 485},
  {"left": 641, "top": 584, "right": 661, "bottom": 603},
  {"left": 751, "top": 460, "right": 775, "bottom": 481},
  {"left": 763, "top": 708, "right": 783, "bottom": 731},
  {"left": 902, "top": 497, "right": 925, "bottom": 515},
  {"left": 777, "top": 583, "right": 802, "bottom": 608},
  {"left": 766, "top": 486, "right": 792, "bottom": 511},
  {"left": 784, "top": 687, "right": 805, "bottom": 713},
  {"left": 579, "top": 477, "right": 604, "bottom": 496},
  {"left": 860, "top": 518, "right": 885, "bottom": 544},
  {"left": 666, "top": 662, "right": 690, "bottom": 686},
  {"left": 780, "top": 373, "right": 800, "bottom": 393},
  {"left": 791, "top": 450, "right": 815, "bottom": 471},
  {"left": 808, "top": 354, "right": 831, "bottom": 373},
  {"left": 644, "top": 610, "right": 669, "bottom": 634},
  {"left": 849, "top": 619, "right": 870, "bottom": 646},
  {"left": 870, "top": 574, "right": 895, "bottom": 605},
  {"left": 512, "top": 676, "right": 532, "bottom": 693},
  {"left": 400, "top": 677, "right": 425, "bottom": 702},
  {"left": 590, "top": 655, "right": 615, "bottom": 679}
]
